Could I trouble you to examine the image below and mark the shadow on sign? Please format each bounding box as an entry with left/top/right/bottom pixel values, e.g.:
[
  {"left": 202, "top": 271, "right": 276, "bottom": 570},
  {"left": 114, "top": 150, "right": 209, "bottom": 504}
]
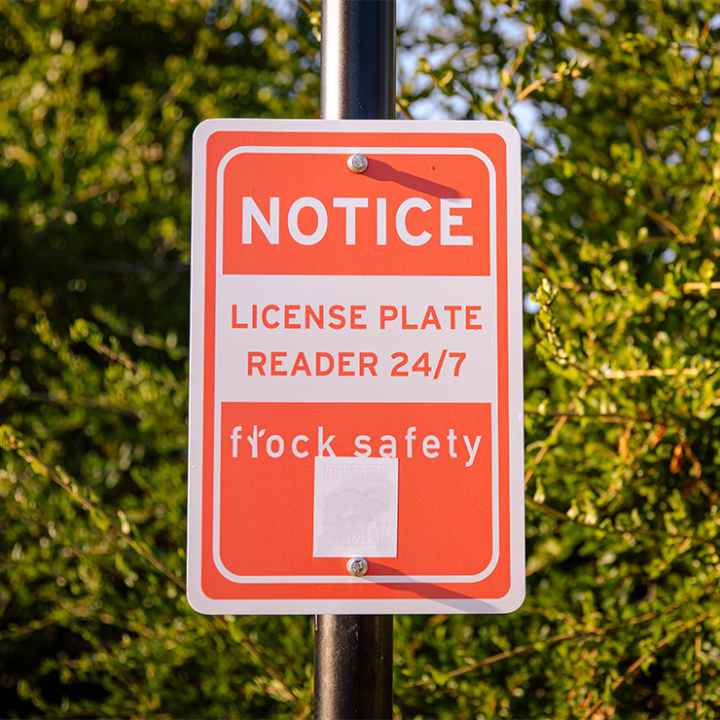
[
  {"left": 365, "top": 561, "right": 505, "bottom": 612},
  {"left": 365, "top": 159, "right": 461, "bottom": 199}
]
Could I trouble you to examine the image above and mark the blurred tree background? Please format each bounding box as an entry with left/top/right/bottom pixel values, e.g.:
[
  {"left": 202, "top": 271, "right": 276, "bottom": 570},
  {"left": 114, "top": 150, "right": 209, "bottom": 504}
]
[{"left": 1, "top": 0, "right": 719, "bottom": 717}]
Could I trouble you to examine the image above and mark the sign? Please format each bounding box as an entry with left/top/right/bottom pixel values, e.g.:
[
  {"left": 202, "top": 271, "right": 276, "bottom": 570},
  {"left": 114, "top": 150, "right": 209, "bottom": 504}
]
[{"left": 187, "top": 119, "right": 524, "bottom": 614}]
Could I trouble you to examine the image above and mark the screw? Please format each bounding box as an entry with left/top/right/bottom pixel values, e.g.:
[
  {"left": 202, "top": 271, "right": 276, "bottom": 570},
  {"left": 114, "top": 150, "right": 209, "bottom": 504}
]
[
  {"left": 346, "top": 556, "right": 368, "bottom": 577},
  {"left": 347, "top": 153, "right": 368, "bottom": 173}
]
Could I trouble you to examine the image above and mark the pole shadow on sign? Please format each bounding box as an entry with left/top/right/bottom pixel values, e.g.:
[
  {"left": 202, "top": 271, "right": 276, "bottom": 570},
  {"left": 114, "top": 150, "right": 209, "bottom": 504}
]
[{"left": 363, "top": 159, "right": 462, "bottom": 199}]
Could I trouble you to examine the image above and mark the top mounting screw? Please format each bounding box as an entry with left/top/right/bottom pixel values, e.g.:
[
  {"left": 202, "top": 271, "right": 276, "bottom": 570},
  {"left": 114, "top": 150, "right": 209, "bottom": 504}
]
[{"left": 347, "top": 153, "right": 368, "bottom": 173}]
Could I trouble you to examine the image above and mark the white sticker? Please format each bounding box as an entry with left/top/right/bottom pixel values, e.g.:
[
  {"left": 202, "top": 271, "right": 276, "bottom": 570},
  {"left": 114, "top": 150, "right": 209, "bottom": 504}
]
[{"left": 313, "top": 456, "right": 399, "bottom": 558}]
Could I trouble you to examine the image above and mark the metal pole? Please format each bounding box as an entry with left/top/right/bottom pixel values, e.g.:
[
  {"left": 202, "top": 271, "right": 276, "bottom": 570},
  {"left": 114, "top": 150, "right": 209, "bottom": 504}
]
[
  {"left": 315, "top": 1, "right": 396, "bottom": 718},
  {"left": 314, "top": 615, "right": 394, "bottom": 719},
  {"left": 321, "top": 0, "right": 396, "bottom": 120}
]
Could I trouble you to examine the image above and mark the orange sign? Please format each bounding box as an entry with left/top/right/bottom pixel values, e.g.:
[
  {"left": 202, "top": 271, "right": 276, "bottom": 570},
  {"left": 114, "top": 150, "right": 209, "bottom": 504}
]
[{"left": 188, "top": 120, "right": 524, "bottom": 614}]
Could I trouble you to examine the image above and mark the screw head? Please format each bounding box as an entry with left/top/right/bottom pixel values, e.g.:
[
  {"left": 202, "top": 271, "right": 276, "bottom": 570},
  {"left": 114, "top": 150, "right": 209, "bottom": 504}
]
[
  {"left": 347, "top": 153, "right": 368, "bottom": 173},
  {"left": 346, "top": 557, "right": 368, "bottom": 577}
]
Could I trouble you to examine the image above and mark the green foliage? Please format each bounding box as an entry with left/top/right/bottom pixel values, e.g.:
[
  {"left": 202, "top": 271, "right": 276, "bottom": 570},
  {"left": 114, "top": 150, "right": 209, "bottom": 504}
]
[{"left": 1, "top": 0, "right": 719, "bottom": 717}]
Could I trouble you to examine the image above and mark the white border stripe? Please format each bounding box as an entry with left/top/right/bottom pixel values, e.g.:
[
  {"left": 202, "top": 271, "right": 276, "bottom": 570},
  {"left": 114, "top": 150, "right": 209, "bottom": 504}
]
[{"left": 212, "top": 146, "right": 498, "bottom": 584}]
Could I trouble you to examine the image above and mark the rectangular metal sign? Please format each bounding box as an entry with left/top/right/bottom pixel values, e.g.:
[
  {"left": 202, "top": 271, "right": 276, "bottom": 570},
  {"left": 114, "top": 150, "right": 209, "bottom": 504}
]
[{"left": 188, "top": 119, "right": 524, "bottom": 614}]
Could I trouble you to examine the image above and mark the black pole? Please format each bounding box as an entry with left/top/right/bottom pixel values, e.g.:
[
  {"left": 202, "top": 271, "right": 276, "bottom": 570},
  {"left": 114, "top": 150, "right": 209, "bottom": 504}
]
[
  {"left": 314, "top": 615, "right": 394, "bottom": 719},
  {"left": 315, "top": 1, "right": 396, "bottom": 719},
  {"left": 320, "top": 0, "right": 395, "bottom": 119}
]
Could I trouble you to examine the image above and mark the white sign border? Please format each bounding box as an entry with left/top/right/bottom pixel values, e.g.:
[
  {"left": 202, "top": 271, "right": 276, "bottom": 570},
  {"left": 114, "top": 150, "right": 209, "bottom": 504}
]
[
  {"left": 214, "top": 145, "right": 498, "bottom": 584},
  {"left": 187, "top": 119, "right": 524, "bottom": 614}
]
